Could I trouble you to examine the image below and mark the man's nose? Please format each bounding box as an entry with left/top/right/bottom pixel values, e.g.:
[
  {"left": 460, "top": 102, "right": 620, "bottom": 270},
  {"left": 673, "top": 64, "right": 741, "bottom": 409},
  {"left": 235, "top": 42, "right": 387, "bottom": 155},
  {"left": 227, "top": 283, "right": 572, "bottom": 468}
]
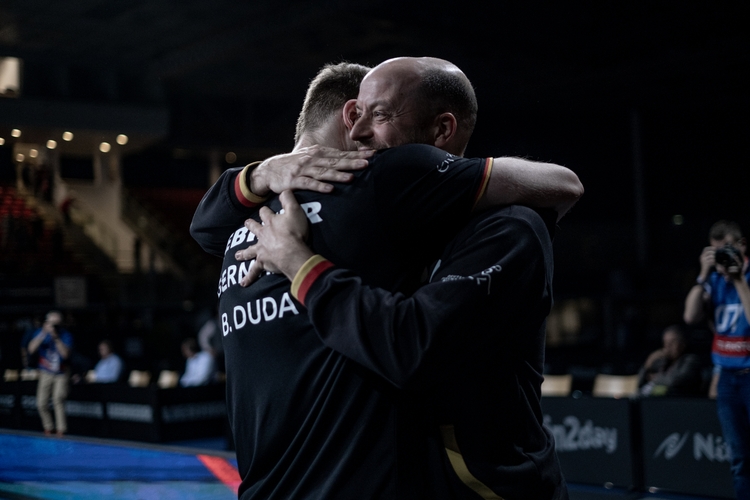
[{"left": 350, "top": 116, "right": 373, "bottom": 141}]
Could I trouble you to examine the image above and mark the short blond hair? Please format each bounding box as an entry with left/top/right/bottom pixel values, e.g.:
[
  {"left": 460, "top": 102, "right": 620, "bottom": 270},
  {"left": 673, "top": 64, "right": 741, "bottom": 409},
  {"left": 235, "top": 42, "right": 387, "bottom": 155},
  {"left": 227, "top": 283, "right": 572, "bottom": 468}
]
[{"left": 294, "top": 62, "right": 371, "bottom": 144}]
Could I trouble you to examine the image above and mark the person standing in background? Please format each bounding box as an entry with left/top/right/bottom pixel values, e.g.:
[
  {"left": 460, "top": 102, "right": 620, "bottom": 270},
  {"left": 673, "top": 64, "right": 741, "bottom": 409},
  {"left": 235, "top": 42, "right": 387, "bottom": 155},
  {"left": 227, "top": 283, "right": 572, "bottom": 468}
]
[
  {"left": 27, "top": 311, "right": 73, "bottom": 436},
  {"left": 684, "top": 220, "right": 750, "bottom": 498}
]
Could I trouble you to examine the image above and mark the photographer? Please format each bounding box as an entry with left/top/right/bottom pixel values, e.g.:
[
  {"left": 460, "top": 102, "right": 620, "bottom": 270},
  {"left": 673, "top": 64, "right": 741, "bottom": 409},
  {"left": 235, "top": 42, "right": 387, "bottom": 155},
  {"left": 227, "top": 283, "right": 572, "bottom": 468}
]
[
  {"left": 27, "top": 310, "right": 73, "bottom": 436},
  {"left": 684, "top": 220, "right": 750, "bottom": 499}
]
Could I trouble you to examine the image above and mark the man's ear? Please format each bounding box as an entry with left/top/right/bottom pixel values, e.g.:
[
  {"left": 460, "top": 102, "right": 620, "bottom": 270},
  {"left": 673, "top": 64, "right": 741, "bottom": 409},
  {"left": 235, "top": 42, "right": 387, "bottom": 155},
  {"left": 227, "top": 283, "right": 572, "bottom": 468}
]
[
  {"left": 343, "top": 99, "right": 358, "bottom": 131},
  {"left": 432, "top": 112, "right": 458, "bottom": 150}
]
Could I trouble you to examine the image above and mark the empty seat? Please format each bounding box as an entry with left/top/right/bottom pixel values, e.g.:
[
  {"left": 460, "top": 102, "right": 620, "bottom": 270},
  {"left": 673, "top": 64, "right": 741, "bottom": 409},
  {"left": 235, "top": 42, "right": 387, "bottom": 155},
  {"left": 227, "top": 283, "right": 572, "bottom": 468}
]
[
  {"left": 128, "top": 370, "right": 151, "bottom": 387},
  {"left": 157, "top": 370, "right": 180, "bottom": 389},
  {"left": 592, "top": 374, "right": 639, "bottom": 398},
  {"left": 20, "top": 369, "right": 38, "bottom": 381},
  {"left": 541, "top": 374, "right": 573, "bottom": 397}
]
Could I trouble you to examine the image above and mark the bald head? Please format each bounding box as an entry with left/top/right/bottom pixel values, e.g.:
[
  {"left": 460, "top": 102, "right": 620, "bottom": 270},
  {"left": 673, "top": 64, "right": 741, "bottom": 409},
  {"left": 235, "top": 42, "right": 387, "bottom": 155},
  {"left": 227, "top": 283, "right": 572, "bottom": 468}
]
[
  {"left": 383, "top": 57, "right": 477, "bottom": 143},
  {"left": 348, "top": 57, "right": 478, "bottom": 155}
]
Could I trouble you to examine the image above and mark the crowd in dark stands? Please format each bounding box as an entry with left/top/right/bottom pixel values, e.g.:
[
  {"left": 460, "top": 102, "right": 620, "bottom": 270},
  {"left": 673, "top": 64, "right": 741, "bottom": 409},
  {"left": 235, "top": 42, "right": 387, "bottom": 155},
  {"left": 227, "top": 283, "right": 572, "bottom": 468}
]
[{"left": 0, "top": 185, "right": 74, "bottom": 277}]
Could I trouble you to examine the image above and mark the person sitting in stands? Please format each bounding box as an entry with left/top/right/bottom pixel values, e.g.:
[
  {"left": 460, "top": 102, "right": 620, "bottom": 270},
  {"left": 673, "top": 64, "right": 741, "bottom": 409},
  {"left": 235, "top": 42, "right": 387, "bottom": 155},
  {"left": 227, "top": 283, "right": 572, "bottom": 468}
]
[
  {"left": 179, "top": 338, "right": 215, "bottom": 387},
  {"left": 90, "top": 340, "right": 123, "bottom": 383},
  {"left": 638, "top": 324, "right": 702, "bottom": 396}
]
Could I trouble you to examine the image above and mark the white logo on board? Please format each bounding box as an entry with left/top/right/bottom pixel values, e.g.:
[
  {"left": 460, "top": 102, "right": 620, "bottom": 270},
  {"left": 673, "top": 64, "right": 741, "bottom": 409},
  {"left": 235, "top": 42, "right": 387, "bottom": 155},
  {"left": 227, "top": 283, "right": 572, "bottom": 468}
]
[
  {"left": 543, "top": 415, "right": 618, "bottom": 454},
  {"left": 654, "top": 432, "right": 689, "bottom": 459},
  {"left": 653, "top": 432, "right": 731, "bottom": 463}
]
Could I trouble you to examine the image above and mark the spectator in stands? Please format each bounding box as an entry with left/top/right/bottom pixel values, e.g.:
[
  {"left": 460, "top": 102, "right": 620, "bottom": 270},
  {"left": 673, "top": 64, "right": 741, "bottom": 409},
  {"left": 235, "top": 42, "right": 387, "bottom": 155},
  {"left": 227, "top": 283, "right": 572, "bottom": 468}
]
[
  {"left": 197, "top": 308, "right": 224, "bottom": 375},
  {"left": 89, "top": 340, "right": 123, "bottom": 384},
  {"left": 179, "top": 338, "right": 215, "bottom": 387},
  {"left": 59, "top": 190, "right": 76, "bottom": 225},
  {"left": 27, "top": 310, "right": 73, "bottom": 436},
  {"left": 38, "top": 162, "right": 53, "bottom": 202},
  {"left": 21, "top": 163, "right": 35, "bottom": 193},
  {"left": 638, "top": 324, "right": 702, "bottom": 397}
]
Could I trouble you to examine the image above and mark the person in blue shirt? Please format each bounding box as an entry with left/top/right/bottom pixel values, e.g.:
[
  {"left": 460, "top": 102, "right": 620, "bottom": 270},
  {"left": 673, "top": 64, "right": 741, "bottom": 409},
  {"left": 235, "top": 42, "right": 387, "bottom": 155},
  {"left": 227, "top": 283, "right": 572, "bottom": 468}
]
[
  {"left": 179, "top": 338, "right": 215, "bottom": 387},
  {"left": 91, "top": 340, "right": 123, "bottom": 383},
  {"left": 684, "top": 220, "right": 750, "bottom": 499},
  {"left": 27, "top": 310, "right": 73, "bottom": 436}
]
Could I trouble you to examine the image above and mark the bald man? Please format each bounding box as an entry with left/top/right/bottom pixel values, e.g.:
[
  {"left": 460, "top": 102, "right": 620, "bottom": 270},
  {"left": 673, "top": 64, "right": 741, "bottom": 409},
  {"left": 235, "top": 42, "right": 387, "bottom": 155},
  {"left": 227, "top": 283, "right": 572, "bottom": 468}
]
[{"left": 235, "top": 58, "right": 570, "bottom": 500}]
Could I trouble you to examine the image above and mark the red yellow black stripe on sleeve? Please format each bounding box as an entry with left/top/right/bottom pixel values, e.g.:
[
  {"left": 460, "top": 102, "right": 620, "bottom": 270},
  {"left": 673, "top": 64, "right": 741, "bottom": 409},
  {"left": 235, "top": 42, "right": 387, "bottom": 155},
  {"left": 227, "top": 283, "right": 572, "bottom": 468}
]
[
  {"left": 291, "top": 255, "right": 335, "bottom": 306},
  {"left": 234, "top": 161, "right": 270, "bottom": 207},
  {"left": 472, "top": 157, "right": 494, "bottom": 210}
]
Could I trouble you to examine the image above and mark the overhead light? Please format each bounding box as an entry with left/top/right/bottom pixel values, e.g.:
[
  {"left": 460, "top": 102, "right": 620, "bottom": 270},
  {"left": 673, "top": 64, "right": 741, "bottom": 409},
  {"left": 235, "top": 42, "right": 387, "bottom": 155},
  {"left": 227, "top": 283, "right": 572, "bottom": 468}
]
[
  {"left": 99, "top": 142, "right": 111, "bottom": 153},
  {"left": 29, "top": 149, "right": 38, "bottom": 158},
  {"left": 672, "top": 215, "right": 684, "bottom": 226},
  {"left": 11, "top": 129, "right": 21, "bottom": 138},
  {"left": 0, "top": 138, "right": 5, "bottom": 146},
  {"left": 116, "top": 134, "right": 128, "bottom": 145},
  {"left": 47, "top": 140, "right": 57, "bottom": 149},
  {"left": 225, "top": 152, "right": 237, "bottom": 164},
  {"left": 62, "top": 131, "right": 74, "bottom": 141},
  {"left": 15, "top": 153, "right": 24, "bottom": 162}
]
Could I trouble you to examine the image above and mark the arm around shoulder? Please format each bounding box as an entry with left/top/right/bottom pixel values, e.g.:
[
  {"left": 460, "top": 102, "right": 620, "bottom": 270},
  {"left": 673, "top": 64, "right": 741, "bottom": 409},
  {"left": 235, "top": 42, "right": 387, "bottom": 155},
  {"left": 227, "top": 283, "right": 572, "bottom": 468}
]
[
  {"left": 475, "top": 157, "right": 583, "bottom": 221},
  {"left": 190, "top": 166, "right": 263, "bottom": 257}
]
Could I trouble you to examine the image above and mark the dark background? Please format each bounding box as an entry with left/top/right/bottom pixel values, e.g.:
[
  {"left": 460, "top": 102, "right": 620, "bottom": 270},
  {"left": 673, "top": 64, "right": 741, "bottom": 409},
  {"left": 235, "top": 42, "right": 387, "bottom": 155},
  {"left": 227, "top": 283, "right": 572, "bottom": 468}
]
[{"left": 1, "top": 0, "right": 749, "bottom": 376}]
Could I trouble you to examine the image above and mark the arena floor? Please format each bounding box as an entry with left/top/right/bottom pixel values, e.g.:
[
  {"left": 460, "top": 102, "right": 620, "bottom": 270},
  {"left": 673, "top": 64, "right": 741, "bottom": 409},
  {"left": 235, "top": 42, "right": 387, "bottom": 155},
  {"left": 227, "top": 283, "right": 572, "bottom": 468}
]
[
  {"left": 0, "top": 430, "right": 239, "bottom": 500},
  {"left": 0, "top": 430, "right": 727, "bottom": 500}
]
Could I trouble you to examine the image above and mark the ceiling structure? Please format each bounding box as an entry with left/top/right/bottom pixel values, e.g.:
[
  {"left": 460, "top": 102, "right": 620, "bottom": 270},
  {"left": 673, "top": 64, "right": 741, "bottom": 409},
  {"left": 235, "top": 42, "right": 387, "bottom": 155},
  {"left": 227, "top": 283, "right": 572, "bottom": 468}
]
[
  {"left": 1, "top": 1, "right": 747, "bottom": 145},
  {"left": 1, "top": 0, "right": 749, "bottom": 266}
]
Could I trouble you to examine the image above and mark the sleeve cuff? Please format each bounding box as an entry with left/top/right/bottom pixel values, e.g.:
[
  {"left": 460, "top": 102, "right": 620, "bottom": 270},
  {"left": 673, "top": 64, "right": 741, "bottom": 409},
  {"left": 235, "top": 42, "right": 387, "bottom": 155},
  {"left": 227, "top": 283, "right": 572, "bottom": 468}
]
[
  {"left": 291, "top": 255, "right": 335, "bottom": 305},
  {"left": 234, "top": 162, "right": 270, "bottom": 207},
  {"left": 472, "top": 157, "right": 493, "bottom": 209}
]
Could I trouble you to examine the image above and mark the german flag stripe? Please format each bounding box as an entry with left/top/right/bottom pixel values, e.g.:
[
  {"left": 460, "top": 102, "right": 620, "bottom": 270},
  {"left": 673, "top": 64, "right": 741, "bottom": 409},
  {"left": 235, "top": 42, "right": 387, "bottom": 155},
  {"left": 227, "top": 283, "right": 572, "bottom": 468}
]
[
  {"left": 234, "top": 162, "right": 268, "bottom": 207},
  {"left": 472, "top": 157, "right": 493, "bottom": 209},
  {"left": 291, "top": 255, "right": 335, "bottom": 305}
]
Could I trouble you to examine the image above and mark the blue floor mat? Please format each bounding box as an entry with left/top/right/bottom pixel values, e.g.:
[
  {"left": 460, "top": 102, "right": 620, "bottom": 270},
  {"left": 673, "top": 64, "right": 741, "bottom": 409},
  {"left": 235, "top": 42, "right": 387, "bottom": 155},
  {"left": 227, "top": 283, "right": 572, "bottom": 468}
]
[{"left": 0, "top": 431, "right": 239, "bottom": 500}]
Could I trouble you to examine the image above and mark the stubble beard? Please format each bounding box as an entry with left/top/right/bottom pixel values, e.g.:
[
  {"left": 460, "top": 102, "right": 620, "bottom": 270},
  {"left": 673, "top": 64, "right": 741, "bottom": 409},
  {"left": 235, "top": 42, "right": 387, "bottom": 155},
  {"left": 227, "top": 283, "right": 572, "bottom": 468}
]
[{"left": 358, "top": 126, "right": 433, "bottom": 151}]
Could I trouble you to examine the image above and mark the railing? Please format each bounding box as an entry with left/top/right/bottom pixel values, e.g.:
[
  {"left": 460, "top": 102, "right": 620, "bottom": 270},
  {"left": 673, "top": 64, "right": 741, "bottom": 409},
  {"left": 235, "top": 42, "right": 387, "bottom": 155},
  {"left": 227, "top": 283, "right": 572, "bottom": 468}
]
[
  {"left": 68, "top": 202, "right": 121, "bottom": 267},
  {"left": 121, "top": 190, "right": 189, "bottom": 278},
  {"left": 120, "top": 188, "right": 219, "bottom": 284}
]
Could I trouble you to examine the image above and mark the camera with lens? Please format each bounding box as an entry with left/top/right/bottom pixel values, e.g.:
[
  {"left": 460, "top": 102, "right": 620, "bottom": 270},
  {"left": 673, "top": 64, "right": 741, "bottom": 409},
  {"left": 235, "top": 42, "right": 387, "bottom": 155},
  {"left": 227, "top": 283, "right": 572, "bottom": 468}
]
[{"left": 715, "top": 244, "right": 742, "bottom": 269}]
